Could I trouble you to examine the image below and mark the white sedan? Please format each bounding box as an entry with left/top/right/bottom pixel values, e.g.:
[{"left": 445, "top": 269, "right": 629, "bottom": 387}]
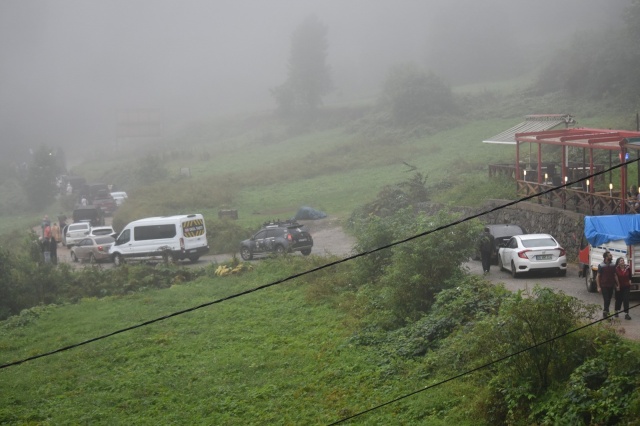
[{"left": 498, "top": 233, "right": 567, "bottom": 278}]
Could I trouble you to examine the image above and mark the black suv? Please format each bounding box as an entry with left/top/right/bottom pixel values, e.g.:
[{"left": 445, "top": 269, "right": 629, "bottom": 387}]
[
  {"left": 240, "top": 220, "right": 313, "bottom": 260},
  {"left": 485, "top": 224, "right": 526, "bottom": 263}
]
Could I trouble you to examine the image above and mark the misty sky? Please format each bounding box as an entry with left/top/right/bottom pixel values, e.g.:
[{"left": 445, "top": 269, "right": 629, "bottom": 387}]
[{"left": 0, "top": 0, "right": 625, "bottom": 163}]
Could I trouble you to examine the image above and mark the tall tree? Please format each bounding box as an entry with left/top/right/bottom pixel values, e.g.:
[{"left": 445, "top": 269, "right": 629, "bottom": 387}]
[
  {"left": 379, "top": 63, "right": 456, "bottom": 125},
  {"left": 272, "top": 15, "right": 332, "bottom": 118},
  {"left": 22, "top": 145, "right": 60, "bottom": 211}
]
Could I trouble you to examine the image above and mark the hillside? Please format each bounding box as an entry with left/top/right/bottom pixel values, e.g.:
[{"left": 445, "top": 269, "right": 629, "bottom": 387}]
[{"left": 3, "top": 83, "right": 640, "bottom": 424}]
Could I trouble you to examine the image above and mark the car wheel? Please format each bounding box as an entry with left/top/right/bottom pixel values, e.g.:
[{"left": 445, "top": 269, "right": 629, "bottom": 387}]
[
  {"left": 163, "top": 251, "right": 176, "bottom": 265},
  {"left": 275, "top": 245, "right": 286, "bottom": 255},
  {"left": 188, "top": 255, "right": 200, "bottom": 263},
  {"left": 511, "top": 261, "right": 519, "bottom": 278},
  {"left": 113, "top": 253, "right": 124, "bottom": 267},
  {"left": 89, "top": 253, "right": 96, "bottom": 264},
  {"left": 71, "top": 252, "right": 78, "bottom": 262},
  {"left": 498, "top": 254, "right": 504, "bottom": 271},
  {"left": 240, "top": 247, "right": 253, "bottom": 261},
  {"left": 301, "top": 248, "right": 311, "bottom": 256}
]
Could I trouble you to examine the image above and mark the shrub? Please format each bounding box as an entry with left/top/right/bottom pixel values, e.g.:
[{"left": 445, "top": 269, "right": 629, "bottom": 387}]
[
  {"left": 534, "top": 338, "right": 640, "bottom": 425},
  {"left": 349, "top": 207, "right": 483, "bottom": 328}
]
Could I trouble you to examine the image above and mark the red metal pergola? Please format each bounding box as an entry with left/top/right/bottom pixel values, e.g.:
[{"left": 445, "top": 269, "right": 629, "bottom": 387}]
[{"left": 514, "top": 128, "right": 640, "bottom": 214}]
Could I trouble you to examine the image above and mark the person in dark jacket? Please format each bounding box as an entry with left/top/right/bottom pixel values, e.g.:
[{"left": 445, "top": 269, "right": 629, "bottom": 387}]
[
  {"left": 478, "top": 228, "right": 495, "bottom": 274},
  {"left": 596, "top": 251, "right": 619, "bottom": 318},
  {"left": 614, "top": 257, "right": 632, "bottom": 320}
]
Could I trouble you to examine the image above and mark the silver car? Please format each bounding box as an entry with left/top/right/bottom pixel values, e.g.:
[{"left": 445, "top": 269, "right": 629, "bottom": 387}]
[
  {"left": 498, "top": 233, "right": 567, "bottom": 278},
  {"left": 70, "top": 236, "right": 115, "bottom": 264},
  {"left": 63, "top": 222, "right": 91, "bottom": 248}
]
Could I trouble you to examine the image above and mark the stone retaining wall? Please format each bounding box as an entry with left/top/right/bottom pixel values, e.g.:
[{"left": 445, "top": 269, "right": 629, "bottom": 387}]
[{"left": 418, "top": 200, "right": 586, "bottom": 262}]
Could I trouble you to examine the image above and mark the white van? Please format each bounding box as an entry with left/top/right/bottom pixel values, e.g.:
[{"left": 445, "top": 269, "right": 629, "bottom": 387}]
[{"left": 109, "top": 214, "right": 209, "bottom": 266}]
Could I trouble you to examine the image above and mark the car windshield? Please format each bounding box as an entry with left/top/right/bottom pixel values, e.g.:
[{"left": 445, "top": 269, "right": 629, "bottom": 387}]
[
  {"left": 92, "top": 229, "right": 113, "bottom": 235},
  {"left": 95, "top": 236, "right": 115, "bottom": 244},
  {"left": 521, "top": 238, "right": 556, "bottom": 248},
  {"left": 491, "top": 226, "right": 522, "bottom": 238}
]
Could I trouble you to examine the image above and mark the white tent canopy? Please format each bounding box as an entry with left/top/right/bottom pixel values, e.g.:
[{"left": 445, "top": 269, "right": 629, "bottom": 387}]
[{"left": 483, "top": 114, "right": 575, "bottom": 144}]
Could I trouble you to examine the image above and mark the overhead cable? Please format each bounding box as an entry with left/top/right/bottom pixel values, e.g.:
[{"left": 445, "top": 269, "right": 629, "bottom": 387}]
[{"left": 1, "top": 158, "right": 638, "bottom": 370}]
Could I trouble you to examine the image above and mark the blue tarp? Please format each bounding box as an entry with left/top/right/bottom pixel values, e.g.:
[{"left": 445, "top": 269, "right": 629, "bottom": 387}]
[
  {"left": 294, "top": 206, "right": 327, "bottom": 220},
  {"left": 584, "top": 215, "right": 640, "bottom": 246}
]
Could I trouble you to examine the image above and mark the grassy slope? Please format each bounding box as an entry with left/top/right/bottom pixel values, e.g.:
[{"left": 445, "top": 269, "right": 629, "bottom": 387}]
[
  {"left": 0, "top": 260, "right": 473, "bottom": 424},
  {"left": 2, "top": 87, "right": 637, "bottom": 422}
]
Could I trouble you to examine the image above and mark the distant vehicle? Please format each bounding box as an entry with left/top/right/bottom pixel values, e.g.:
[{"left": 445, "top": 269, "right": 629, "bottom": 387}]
[
  {"left": 109, "top": 214, "right": 209, "bottom": 266},
  {"left": 88, "top": 226, "right": 117, "bottom": 239},
  {"left": 92, "top": 189, "right": 117, "bottom": 216},
  {"left": 63, "top": 222, "right": 91, "bottom": 248},
  {"left": 59, "top": 175, "right": 86, "bottom": 194},
  {"left": 240, "top": 220, "right": 313, "bottom": 260},
  {"left": 79, "top": 183, "right": 110, "bottom": 201},
  {"left": 72, "top": 206, "right": 105, "bottom": 227},
  {"left": 498, "top": 233, "right": 567, "bottom": 278},
  {"left": 70, "top": 236, "right": 115, "bottom": 264},
  {"left": 110, "top": 191, "right": 128, "bottom": 206},
  {"left": 485, "top": 224, "right": 527, "bottom": 263}
]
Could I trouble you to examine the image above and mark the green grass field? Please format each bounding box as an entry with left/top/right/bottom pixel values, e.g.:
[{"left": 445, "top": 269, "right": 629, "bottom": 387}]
[
  {"left": 2, "top": 89, "right": 638, "bottom": 423},
  {"left": 0, "top": 259, "right": 477, "bottom": 424}
]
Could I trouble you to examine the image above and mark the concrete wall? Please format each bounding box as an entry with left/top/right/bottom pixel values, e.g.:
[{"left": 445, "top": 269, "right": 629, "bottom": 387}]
[{"left": 418, "top": 200, "right": 586, "bottom": 262}]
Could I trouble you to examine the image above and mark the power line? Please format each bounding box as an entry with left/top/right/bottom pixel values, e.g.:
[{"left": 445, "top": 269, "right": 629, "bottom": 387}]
[
  {"left": 1, "top": 158, "right": 637, "bottom": 370},
  {"left": 326, "top": 304, "right": 640, "bottom": 425}
]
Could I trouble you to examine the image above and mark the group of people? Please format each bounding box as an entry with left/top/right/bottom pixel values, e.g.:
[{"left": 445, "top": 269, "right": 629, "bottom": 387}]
[
  {"left": 478, "top": 227, "right": 633, "bottom": 321},
  {"left": 40, "top": 215, "right": 62, "bottom": 264},
  {"left": 596, "top": 250, "right": 632, "bottom": 320}
]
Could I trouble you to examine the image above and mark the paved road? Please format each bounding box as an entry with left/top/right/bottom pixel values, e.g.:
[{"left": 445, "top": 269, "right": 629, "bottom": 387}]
[{"left": 466, "top": 259, "right": 640, "bottom": 340}]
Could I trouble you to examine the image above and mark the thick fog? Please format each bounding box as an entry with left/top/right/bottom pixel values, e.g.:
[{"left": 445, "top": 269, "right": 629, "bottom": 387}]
[{"left": 0, "top": 0, "right": 624, "bottom": 165}]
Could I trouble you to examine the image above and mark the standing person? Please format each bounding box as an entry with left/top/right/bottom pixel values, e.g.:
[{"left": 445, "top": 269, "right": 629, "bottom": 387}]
[
  {"left": 596, "top": 251, "right": 619, "bottom": 319},
  {"left": 41, "top": 236, "right": 51, "bottom": 263},
  {"left": 51, "top": 222, "right": 61, "bottom": 244},
  {"left": 627, "top": 185, "right": 638, "bottom": 212},
  {"left": 41, "top": 215, "right": 51, "bottom": 238},
  {"left": 614, "top": 257, "right": 632, "bottom": 320},
  {"left": 49, "top": 235, "right": 58, "bottom": 265},
  {"left": 58, "top": 214, "right": 67, "bottom": 231},
  {"left": 478, "top": 228, "right": 495, "bottom": 274}
]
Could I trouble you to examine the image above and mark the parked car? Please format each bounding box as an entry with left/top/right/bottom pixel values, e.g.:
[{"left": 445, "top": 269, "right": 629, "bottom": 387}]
[
  {"left": 72, "top": 206, "right": 105, "bottom": 227},
  {"left": 89, "top": 225, "right": 117, "bottom": 239},
  {"left": 498, "top": 233, "right": 567, "bottom": 278},
  {"left": 62, "top": 222, "right": 91, "bottom": 248},
  {"left": 240, "top": 220, "right": 313, "bottom": 260},
  {"left": 92, "top": 189, "right": 117, "bottom": 216},
  {"left": 110, "top": 191, "right": 128, "bottom": 206},
  {"left": 70, "top": 236, "right": 115, "bottom": 264},
  {"left": 476, "top": 224, "right": 527, "bottom": 263},
  {"left": 109, "top": 214, "right": 209, "bottom": 266}
]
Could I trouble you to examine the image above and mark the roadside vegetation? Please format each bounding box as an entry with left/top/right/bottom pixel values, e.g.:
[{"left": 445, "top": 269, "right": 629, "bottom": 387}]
[{"left": 3, "top": 5, "right": 640, "bottom": 422}]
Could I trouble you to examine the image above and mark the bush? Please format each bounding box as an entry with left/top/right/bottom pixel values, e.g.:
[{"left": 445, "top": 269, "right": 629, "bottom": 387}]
[
  {"left": 535, "top": 338, "right": 640, "bottom": 425},
  {"left": 348, "top": 207, "right": 483, "bottom": 328},
  {"left": 433, "top": 286, "right": 603, "bottom": 424}
]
